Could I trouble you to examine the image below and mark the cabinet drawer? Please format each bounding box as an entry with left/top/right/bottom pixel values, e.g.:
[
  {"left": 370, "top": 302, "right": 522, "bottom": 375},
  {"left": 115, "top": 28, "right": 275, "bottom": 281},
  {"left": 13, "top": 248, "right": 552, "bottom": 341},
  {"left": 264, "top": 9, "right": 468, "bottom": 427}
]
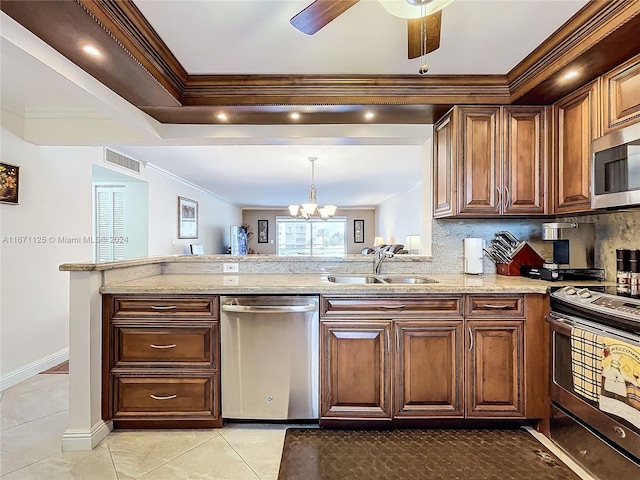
[
  {"left": 321, "top": 296, "right": 462, "bottom": 317},
  {"left": 111, "top": 296, "right": 218, "bottom": 319},
  {"left": 114, "top": 326, "right": 216, "bottom": 367},
  {"left": 112, "top": 375, "right": 216, "bottom": 416},
  {"left": 466, "top": 295, "right": 524, "bottom": 317}
]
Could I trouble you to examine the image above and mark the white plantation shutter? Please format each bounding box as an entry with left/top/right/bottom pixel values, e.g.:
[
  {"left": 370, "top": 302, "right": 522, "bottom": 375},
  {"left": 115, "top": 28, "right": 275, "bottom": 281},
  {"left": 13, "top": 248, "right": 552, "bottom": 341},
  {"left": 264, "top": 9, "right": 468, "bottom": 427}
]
[{"left": 95, "top": 186, "right": 125, "bottom": 262}]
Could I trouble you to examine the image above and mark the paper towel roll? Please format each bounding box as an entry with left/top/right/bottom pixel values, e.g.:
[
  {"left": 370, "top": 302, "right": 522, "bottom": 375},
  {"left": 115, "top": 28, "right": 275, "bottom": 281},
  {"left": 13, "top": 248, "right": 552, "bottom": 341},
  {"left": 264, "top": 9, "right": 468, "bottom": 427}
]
[{"left": 464, "top": 238, "right": 484, "bottom": 274}]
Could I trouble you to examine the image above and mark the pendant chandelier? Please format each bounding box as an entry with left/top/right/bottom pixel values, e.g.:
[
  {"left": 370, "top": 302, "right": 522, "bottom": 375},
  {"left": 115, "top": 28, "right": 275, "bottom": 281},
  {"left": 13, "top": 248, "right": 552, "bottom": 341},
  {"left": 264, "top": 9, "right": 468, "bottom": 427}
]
[{"left": 288, "top": 157, "right": 337, "bottom": 221}]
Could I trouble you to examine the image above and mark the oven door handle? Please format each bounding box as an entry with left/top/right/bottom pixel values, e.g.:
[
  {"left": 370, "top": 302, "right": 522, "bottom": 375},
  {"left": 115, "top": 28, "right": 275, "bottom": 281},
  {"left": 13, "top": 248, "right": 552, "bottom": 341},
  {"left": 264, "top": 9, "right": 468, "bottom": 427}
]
[{"left": 546, "top": 315, "right": 574, "bottom": 334}]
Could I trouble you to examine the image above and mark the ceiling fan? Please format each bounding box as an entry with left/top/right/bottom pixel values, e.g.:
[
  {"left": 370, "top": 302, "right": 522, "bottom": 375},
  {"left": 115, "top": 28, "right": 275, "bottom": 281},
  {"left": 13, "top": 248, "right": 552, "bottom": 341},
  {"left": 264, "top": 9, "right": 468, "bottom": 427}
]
[{"left": 290, "top": 0, "right": 453, "bottom": 61}]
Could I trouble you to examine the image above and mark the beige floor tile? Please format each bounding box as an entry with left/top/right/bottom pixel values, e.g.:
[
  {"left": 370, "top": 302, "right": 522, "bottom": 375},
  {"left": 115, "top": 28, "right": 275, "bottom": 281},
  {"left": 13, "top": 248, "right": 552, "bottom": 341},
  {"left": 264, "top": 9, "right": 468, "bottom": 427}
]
[
  {"left": 137, "top": 434, "right": 260, "bottom": 480},
  {"left": 1, "top": 442, "right": 118, "bottom": 480},
  {"left": 1, "top": 374, "right": 68, "bottom": 430},
  {"left": 106, "top": 429, "right": 221, "bottom": 479},
  {"left": 0, "top": 409, "right": 68, "bottom": 476},
  {"left": 219, "top": 424, "right": 291, "bottom": 479}
]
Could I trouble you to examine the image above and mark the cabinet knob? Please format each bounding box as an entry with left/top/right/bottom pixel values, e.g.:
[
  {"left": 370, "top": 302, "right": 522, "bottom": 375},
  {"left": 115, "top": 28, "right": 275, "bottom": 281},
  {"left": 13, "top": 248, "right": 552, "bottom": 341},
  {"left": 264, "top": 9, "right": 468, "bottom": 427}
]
[{"left": 614, "top": 426, "right": 626, "bottom": 438}]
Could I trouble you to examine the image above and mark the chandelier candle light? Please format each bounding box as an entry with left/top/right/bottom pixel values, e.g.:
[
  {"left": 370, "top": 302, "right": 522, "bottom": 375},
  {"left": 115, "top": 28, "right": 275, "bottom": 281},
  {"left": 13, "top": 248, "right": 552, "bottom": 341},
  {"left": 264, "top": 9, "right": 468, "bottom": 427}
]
[{"left": 288, "top": 157, "right": 337, "bottom": 221}]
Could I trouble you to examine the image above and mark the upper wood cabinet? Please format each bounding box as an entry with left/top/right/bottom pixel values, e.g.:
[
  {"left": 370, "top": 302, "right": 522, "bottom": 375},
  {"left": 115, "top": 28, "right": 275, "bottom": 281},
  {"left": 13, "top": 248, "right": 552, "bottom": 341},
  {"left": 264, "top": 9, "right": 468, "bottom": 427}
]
[
  {"left": 433, "top": 105, "right": 547, "bottom": 218},
  {"left": 552, "top": 81, "right": 600, "bottom": 214},
  {"left": 601, "top": 53, "right": 640, "bottom": 134}
]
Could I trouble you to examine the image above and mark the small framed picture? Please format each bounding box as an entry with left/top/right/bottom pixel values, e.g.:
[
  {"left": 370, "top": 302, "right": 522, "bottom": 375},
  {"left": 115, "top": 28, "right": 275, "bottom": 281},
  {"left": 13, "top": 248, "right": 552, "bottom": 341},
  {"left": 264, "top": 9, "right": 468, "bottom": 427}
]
[
  {"left": 354, "top": 219, "right": 364, "bottom": 243},
  {"left": 0, "top": 162, "right": 20, "bottom": 205},
  {"left": 258, "top": 219, "right": 268, "bottom": 243},
  {"left": 178, "top": 196, "right": 198, "bottom": 239}
]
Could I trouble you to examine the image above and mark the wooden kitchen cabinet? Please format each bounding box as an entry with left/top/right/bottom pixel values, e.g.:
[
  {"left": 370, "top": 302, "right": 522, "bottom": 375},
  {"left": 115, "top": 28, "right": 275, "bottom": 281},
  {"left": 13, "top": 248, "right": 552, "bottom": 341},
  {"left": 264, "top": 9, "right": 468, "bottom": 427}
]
[
  {"left": 320, "top": 295, "right": 464, "bottom": 425},
  {"left": 320, "top": 320, "right": 393, "bottom": 420},
  {"left": 394, "top": 320, "right": 464, "bottom": 417},
  {"left": 465, "top": 294, "right": 525, "bottom": 417},
  {"left": 552, "top": 81, "right": 600, "bottom": 214},
  {"left": 601, "top": 53, "right": 640, "bottom": 134},
  {"left": 433, "top": 105, "right": 547, "bottom": 218},
  {"left": 103, "top": 294, "right": 222, "bottom": 428},
  {"left": 466, "top": 320, "right": 524, "bottom": 417}
]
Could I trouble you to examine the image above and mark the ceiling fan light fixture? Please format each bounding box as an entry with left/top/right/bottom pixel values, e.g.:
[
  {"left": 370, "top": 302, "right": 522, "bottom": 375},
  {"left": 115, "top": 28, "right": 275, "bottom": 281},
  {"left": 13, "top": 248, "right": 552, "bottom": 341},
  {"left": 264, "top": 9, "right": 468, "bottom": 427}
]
[
  {"left": 377, "top": 0, "right": 454, "bottom": 19},
  {"left": 288, "top": 157, "right": 337, "bottom": 221}
]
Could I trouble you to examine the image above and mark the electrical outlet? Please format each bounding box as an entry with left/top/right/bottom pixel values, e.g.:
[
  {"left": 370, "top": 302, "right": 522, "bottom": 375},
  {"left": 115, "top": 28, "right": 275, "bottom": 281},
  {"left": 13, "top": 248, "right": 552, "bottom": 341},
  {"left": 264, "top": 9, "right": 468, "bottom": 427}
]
[{"left": 223, "top": 263, "right": 239, "bottom": 273}]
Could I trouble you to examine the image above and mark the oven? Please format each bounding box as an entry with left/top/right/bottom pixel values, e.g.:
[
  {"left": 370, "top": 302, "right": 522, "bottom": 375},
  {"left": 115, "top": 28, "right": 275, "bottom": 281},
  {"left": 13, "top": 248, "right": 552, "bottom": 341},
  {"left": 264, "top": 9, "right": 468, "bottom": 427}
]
[{"left": 547, "top": 286, "right": 640, "bottom": 478}]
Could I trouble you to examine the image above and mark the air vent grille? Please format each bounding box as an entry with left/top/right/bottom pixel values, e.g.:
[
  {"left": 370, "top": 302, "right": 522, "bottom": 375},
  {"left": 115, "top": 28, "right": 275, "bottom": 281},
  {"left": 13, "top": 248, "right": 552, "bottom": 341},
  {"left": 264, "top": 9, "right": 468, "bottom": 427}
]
[{"left": 105, "top": 149, "right": 141, "bottom": 173}]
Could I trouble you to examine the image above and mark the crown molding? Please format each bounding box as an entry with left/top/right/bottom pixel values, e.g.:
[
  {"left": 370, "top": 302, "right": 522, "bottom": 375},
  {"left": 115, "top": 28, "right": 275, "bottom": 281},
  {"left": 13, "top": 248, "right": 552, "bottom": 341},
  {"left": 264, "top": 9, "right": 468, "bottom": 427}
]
[{"left": 2, "top": 0, "right": 639, "bottom": 124}]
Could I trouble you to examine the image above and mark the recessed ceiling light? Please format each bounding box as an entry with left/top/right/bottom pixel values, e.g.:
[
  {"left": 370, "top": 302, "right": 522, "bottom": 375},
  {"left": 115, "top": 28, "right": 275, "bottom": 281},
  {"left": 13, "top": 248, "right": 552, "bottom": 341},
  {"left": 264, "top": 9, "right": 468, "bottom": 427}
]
[
  {"left": 216, "top": 112, "right": 227, "bottom": 121},
  {"left": 82, "top": 44, "right": 101, "bottom": 57},
  {"left": 564, "top": 70, "right": 579, "bottom": 80},
  {"left": 289, "top": 112, "right": 300, "bottom": 120},
  {"left": 364, "top": 111, "right": 375, "bottom": 120}
]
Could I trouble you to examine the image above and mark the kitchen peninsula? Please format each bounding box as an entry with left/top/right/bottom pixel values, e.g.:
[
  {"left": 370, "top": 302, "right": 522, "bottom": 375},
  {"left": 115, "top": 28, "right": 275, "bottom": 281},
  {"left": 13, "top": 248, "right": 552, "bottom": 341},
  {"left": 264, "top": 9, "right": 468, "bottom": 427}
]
[{"left": 59, "top": 254, "right": 611, "bottom": 451}]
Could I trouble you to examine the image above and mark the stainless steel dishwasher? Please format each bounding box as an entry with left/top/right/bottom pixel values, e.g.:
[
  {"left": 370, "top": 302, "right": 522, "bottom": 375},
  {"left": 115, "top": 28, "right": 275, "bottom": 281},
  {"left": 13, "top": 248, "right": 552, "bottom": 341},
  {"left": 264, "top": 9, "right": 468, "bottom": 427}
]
[{"left": 220, "top": 295, "right": 319, "bottom": 420}]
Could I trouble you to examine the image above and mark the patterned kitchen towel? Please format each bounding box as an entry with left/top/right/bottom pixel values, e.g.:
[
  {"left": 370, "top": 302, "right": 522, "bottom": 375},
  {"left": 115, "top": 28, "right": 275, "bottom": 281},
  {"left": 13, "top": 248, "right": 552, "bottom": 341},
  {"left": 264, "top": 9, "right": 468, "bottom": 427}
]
[
  {"left": 571, "top": 327, "right": 603, "bottom": 402},
  {"left": 599, "top": 337, "right": 640, "bottom": 429}
]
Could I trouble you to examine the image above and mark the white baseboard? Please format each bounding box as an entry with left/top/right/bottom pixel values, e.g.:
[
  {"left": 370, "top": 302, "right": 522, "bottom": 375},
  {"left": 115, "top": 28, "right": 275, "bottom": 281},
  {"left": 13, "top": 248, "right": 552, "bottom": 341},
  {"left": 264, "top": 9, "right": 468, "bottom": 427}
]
[
  {"left": 0, "top": 348, "right": 69, "bottom": 392},
  {"left": 62, "top": 420, "right": 113, "bottom": 451}
]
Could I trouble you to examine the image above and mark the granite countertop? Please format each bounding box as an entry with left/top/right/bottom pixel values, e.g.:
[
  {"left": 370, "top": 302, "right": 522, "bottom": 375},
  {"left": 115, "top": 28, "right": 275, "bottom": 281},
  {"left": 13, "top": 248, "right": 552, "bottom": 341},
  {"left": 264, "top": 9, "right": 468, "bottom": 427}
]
[{"left": 99, "top": 273, "right": 612, "bottom": 295}]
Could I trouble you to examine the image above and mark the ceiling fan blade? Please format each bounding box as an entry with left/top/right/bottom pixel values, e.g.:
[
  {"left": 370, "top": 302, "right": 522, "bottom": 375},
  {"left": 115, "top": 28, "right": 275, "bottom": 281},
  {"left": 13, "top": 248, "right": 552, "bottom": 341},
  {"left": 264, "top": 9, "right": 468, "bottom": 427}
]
[
  {"left": 407, "top": 10, "right": 442, "bottom": 59},
  {"left": 290, "top": 0, "right": 360, "bottom": 35}
]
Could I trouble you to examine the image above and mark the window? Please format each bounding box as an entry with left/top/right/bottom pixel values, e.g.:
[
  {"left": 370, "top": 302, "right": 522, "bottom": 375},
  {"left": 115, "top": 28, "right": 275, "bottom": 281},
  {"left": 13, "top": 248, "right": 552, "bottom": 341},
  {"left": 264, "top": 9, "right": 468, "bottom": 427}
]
[{"left": 276, "top": 216, "right": 346, "bottom": 256}]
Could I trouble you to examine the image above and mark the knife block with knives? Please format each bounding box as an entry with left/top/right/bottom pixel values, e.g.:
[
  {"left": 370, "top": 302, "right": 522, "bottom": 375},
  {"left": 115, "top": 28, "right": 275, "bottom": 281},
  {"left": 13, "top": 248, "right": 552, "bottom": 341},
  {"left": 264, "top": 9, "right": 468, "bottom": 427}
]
[{"left": 484, "top": 231, "right": 545, "bottom": 276}]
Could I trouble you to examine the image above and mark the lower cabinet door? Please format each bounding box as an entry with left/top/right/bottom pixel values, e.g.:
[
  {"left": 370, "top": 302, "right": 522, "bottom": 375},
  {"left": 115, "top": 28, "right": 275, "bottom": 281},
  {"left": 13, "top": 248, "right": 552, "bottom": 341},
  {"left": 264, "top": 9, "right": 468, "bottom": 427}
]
[
  {"left": 112, "top": 373, "right": 218, "bottom": 420},
  {"left": 395, "top": 320, "right": 464, "bottom": 417},
  {"left": 320, "top": 321, "right": 392, "bottom": 419},
  {"left": 466, "top": 321, "right": 524, "bottom": 417}
]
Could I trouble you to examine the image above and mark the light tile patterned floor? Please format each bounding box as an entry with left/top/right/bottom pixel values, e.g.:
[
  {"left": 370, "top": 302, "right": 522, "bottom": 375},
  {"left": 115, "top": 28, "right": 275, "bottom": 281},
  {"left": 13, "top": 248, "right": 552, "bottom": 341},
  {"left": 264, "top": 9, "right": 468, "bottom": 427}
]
[
  {"left": 0, "top": 374, "right": 294, "bottom": 479},
  {"left": 1, "top": 374, "right": 596, "bottom": 480}
]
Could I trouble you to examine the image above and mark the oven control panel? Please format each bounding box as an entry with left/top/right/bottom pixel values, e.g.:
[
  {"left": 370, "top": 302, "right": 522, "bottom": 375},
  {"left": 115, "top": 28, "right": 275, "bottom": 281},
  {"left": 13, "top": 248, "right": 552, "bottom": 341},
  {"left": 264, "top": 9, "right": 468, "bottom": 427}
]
[{"left": 551, "top": 286, "right": 640, "bottom": 321}]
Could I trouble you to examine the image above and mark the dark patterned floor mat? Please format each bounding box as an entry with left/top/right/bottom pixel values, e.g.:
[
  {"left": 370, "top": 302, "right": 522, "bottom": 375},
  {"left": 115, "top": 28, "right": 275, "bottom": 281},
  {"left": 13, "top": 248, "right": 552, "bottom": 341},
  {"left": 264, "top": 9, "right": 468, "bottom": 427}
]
[{"left": 277, "top": 428, "right": 581, "bottom": 480}]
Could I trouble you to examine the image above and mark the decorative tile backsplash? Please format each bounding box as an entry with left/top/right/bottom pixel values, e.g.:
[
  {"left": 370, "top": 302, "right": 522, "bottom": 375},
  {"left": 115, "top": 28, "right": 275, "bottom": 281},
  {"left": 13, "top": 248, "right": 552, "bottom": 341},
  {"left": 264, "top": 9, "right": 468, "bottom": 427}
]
[{"left": 431, "top": 209, "right": 640, "bottom": 279}]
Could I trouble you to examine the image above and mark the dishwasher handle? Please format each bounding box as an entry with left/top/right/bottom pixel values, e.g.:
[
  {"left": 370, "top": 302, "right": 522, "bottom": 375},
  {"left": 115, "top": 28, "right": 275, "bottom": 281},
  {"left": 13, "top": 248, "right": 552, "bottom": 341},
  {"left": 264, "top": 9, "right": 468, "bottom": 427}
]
[{"left": 221, "top": 304, "right": 317, "bottom": 314}]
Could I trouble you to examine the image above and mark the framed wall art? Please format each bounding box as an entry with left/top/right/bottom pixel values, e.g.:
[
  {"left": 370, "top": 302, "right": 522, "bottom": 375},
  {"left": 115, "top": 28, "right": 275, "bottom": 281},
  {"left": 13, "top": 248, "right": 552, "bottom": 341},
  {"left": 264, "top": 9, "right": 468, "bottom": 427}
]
[
  {"left": 178, "top": 196, "right": 198, "bottom": 239},
  {"left": 0, "top": 162, "right": 19, "bottom": 205},
  {"left": 354, "top": 219, "right": 364, "bottom": 243},
  {"left": 258, "top": 219, "right": 268, "bottom": 243}
]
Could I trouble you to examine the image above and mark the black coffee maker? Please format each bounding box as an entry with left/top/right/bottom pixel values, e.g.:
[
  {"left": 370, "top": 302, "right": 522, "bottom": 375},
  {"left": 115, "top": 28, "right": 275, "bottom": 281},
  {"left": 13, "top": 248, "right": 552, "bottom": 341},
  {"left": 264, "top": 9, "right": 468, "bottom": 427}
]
[{"left": 523, "top": 222, "right": 604, "bottom": 281}]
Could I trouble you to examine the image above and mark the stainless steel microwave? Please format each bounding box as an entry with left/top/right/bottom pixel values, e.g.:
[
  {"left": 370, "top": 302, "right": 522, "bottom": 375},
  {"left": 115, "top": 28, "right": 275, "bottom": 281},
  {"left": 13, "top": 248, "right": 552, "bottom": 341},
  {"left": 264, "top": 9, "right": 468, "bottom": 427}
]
[{"left": 591, "top": 122, "right": 640, "bottom": 210}]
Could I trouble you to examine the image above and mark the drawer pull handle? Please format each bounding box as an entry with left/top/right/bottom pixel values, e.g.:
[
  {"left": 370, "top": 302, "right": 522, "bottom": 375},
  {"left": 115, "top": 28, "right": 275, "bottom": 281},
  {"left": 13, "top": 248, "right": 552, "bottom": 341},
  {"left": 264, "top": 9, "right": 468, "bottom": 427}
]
[
  {"left": 150, "top": 305, "right": 178, "bottom": 310},
  {"left": 614, "top": 427, "right": 626, "bottom": 438},
  {"left": 469, "top": 327, "right": 474, "bottom": 352},
  {"left": 380, "top": 305, "right": 406, "bottom": 309},
  {"left": 150, "top": 394, "right": 177, "bottom": 400},
  {"left": 150, "top": 344, "right": 177, "bottom": 349},
  {"left": 481, "top": 304, "right": 509, "bottom": 309}
]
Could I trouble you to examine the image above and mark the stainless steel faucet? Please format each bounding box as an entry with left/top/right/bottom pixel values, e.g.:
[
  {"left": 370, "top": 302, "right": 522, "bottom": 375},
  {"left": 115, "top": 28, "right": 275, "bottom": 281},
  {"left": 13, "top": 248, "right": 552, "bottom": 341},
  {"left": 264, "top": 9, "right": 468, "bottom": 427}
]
[{"left": 373, "top": 247, "right": 394, "bottom": 275}]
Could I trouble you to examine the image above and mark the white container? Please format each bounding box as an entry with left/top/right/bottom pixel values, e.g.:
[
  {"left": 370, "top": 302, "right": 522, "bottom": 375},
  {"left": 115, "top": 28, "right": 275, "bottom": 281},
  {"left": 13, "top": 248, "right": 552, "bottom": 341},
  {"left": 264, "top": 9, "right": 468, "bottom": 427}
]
[{"left": 464, "top": 238, "right": 484, "bottom": 275}]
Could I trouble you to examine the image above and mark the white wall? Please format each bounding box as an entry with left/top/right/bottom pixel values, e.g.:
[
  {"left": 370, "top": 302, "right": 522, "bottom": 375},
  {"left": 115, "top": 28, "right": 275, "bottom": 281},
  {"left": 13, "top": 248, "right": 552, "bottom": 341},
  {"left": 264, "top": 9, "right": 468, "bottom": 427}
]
[
  {"left": 1, "top": 128, "right": 96, "bottom": 385},
  {"left": 0, "top": 126, "right": 241, "bottom": 388},
  {"left": 146, "top": 166, "right": 240, "bottom": 255},
  {"left": 376, "top": 141, "right": 431, "bottom": 254}
]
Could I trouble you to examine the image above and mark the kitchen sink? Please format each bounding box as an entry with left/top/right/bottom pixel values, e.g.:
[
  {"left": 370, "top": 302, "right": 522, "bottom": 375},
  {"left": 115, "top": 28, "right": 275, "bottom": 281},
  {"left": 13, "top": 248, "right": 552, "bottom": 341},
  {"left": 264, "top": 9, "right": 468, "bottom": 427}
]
[
  {"left": 327, "top": 275, "right": 437, "bottom": 284},
  {"left": 327, "top": 275, "right": 384, "bottom": 284},
  {"left": 381, "top": 276, "right": 438, "bottom": 284}
]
